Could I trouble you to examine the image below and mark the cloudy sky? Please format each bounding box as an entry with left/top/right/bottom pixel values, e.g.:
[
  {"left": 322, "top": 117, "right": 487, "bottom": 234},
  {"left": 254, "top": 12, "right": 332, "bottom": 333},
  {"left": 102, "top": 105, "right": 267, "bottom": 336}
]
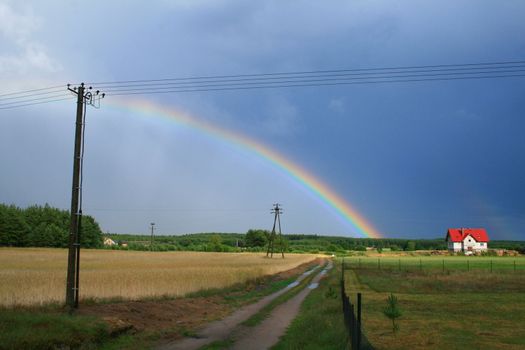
[{"left": 1, "top": 1, "right": 524, "bottom": 240}]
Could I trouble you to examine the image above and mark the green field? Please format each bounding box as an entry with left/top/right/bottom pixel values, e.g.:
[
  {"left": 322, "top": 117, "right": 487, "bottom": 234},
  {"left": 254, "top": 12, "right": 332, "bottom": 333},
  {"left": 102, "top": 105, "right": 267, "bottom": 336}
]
[
  {"left": 343, "top": 256, "right": 525, "bottom": 349},
  {"left": 343, "top": 255, "right": 525, "bottom": 272}
]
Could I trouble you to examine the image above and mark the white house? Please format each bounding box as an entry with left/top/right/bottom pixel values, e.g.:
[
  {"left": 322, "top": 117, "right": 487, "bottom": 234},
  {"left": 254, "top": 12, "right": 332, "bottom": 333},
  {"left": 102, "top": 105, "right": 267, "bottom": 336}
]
[
  {"left": 103, "top": 237, "right": 117, "bottom": 246},
  {"left": 446, "top": 228, "right": 489, "bottom": 254}
]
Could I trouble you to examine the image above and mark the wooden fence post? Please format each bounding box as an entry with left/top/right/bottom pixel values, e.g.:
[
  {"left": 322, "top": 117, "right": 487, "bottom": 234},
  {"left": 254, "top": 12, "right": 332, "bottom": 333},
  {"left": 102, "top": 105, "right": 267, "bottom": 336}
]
[
  {"left": 351, "top": 302, "right": 356, "bottom": 350},
  {"left": 357, "top": 293, "right": 362, "bottom": 350},
  {"left": 342, "top": 257, "right": 345, "bottom": 281}
]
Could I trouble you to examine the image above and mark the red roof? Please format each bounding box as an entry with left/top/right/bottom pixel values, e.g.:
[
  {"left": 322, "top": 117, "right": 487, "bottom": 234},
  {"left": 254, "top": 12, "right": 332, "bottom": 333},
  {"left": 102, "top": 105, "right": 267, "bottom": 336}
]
[{"left": 446, "top": 228, "right": 489, "bottom": 242}]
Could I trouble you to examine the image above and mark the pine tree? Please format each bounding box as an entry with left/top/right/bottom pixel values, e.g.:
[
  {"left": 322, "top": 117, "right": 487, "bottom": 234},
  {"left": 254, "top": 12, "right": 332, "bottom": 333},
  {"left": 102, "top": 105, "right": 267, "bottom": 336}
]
[{"left": 383, "top": 293, "right": 402, "bottom": 334}]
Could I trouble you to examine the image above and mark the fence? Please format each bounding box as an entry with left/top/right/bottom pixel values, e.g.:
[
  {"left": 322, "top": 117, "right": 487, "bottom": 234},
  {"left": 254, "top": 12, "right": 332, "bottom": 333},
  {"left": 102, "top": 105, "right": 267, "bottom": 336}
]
[
  {"left": 341, "top": 261, "right": 373, "bottom": 350},
  {"left": 343, "top": 257, "right": 524, "bottom": 273}
]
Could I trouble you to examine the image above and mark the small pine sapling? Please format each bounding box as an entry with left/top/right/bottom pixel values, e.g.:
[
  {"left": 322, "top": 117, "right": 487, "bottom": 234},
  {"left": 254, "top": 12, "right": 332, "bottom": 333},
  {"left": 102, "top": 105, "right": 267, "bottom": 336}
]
[
  {"left": 383, "top": 293, "right": 402, "bottom": 335},
  {"left": 324, "top": 285, "right": 337, "bottom": 299}
]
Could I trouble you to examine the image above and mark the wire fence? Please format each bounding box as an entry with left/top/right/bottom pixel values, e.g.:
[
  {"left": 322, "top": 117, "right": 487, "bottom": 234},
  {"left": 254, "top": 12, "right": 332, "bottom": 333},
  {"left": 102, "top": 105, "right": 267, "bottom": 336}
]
[
  {"left": 342, "top": 257, "right": 525, "bottom": 273},
  {"left": 341, "top": 262, "right": 374, "bottom": 350}
]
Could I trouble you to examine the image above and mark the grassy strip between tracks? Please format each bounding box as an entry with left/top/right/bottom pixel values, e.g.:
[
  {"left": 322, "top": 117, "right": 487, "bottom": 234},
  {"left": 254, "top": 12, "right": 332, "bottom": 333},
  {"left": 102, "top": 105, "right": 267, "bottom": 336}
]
[
  {"left": 272, "top": 263, "right": 348, "bottom": 350},
  {"left": 241, "top": 263, "right": 325, "bottom": 327},
  {"left": 200, "top": 264, "right": 327, "bottom": 350}
]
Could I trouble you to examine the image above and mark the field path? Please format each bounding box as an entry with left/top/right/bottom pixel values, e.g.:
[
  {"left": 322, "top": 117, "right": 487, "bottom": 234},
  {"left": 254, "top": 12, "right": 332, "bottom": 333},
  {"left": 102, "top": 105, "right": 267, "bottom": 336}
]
[
  {"left": 158, "top": 261, "right": 327, "bottom": 350},
  {"left": 230, "top": 261, "right": 333, "bottom": 350}
]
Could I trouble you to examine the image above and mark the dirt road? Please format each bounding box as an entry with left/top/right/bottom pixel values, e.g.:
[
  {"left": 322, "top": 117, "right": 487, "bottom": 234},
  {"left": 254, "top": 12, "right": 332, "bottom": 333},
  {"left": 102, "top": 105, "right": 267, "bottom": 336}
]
[
  {"left": 158, "top": 261, "right": 331, "bottom": 350},
  {"left": 231, "top": 261, "right": 332, "bottom": 350}
]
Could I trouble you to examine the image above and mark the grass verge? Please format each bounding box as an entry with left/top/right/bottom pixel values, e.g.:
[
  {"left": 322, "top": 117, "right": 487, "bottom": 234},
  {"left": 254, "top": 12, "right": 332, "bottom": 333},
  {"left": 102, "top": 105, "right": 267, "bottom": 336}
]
[
  {"left": 272, "top": 263, "right": 347, "bottom": 350},
  {"left": 0, "top": 309, "right": 109, "bottom": 350},
  {"left": 199, "top": 339, "right": 235, "bottom": 350}
]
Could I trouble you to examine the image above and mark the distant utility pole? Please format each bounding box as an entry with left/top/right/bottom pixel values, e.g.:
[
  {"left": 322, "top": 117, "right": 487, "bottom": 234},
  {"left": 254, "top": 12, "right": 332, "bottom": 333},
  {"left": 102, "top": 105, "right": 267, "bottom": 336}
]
[
  {"left": 65, "top": 83, "right": 104, "bottom": 311},
  {"left": 150, "top": 222, "right": 155, "bottom": 251},
  {"left": 266, "top": 203, "right": 285, "bottom": 258}
]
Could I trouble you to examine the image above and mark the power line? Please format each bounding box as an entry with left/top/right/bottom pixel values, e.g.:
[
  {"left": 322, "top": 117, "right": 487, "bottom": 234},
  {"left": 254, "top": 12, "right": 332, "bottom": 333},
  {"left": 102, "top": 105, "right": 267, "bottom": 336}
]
[
  {"left": 98, "top": 69, "right": 525, "bottom": 94},
  {"left": 92, "top": 64, "right": 525, "bottom": 91},
  {"left": 0, "top": 88, "right": 69, "bottom": 101},
  {"left": 86, "top": 60, "right": 525, "bottom": 86},
  {"left": 84, "top": 207, "right": 269, "bottom": 212},
  {"left": 0, "top": 96, "right": 75, "bottom": 110},
  {"left": 0, "top": 92, "right": 72, "bottom": 107},
  {"left": 0, "top": 84, "right": 66, "bottom": 98},
  {"left": 1, "top": 60, "right": 524, "bottom": 110},
  {"left": 105, "top": 73, "right": 525, "bottom": 96},
  {"left": 3, "top": 60, "right": 523, "bottom": 96}
]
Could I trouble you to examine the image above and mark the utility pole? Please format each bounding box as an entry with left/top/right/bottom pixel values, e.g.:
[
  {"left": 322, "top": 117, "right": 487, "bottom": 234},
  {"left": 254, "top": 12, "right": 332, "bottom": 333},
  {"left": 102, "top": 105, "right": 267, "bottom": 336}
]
[
  {"left": 266, "top": 203, "right": 285, "bottom": 258},
  {"left": 150, "top": 222, "right": 155, "bottom": 251},
  {"left": 65, "top": 83, "right": 104, "bottom": 311}
]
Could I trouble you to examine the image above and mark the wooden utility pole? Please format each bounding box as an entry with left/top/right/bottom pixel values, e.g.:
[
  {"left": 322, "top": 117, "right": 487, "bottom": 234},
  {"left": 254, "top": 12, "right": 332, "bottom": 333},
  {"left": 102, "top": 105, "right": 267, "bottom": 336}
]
[
  {"left": 65, "top": 84, "right": 85, "bottom": 310},
  {"left": 266, "top": 203, "right": 285, "bottom": 258},
  {"left": 65, "top": 83, "right": 104, "bottom": 311},
  {"left": 150, "top": 222, "right": 155, "bottom": 251}
]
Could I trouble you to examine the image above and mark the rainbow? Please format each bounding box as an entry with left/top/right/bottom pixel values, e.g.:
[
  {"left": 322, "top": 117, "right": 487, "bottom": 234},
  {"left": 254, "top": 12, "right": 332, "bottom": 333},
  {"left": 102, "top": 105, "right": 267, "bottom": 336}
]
[{"left": 106, "top": 97, "right": 381, "bottom": 238}]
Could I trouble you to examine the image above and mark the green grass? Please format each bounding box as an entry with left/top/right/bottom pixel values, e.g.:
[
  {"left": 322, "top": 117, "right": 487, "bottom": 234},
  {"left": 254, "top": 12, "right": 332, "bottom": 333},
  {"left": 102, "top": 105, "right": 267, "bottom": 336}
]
[
  {"left": 200, "top": 339, "right": 235, "bottom": 350},
  {"left": 357, "top": 268, "right": 525, "bottom": 294},
  {"left": 343, "top": 255, "right": 525, "bottom": 272},
  {"left": 346, "top": 265, "right": 525, "bottom": 350},
  {"left": 272, "top": 264, "right": 348, "bottom": 350},
  {"left": 0, "top": 309, "right": 110, "bottom": 350},
  {"left": 98, "top": 333, "right": 158, "bottom": 350}
]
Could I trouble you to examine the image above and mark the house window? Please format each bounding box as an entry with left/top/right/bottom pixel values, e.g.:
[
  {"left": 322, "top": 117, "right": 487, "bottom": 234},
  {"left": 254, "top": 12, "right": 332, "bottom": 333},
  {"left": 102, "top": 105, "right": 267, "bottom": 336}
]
[{"left": 480, "top": 243, "right": 484, "bottom": 246}]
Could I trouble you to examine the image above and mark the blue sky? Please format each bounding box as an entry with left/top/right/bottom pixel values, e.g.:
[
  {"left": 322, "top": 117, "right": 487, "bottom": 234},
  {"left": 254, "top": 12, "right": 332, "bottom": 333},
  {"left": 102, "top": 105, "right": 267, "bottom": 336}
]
[{"left": 1, "top": 1, "right": 524, "bottom": 239}]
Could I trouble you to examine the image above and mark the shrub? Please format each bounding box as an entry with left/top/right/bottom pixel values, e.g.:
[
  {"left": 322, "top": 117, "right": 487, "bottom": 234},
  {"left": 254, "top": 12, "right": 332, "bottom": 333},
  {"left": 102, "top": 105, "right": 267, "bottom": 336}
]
[
  {"left": 383, "top": 293, "right": 402, "bottom": 334},
  {"left": 245, "top": 229, "right": 269, "bottom": 247}
]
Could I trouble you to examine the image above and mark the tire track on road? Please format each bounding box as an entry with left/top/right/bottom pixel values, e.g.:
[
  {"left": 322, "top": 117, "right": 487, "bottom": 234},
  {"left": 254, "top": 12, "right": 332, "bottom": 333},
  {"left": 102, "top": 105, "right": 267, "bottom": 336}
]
[
  {"left": 230, "top": 262, "right": 333, "bottom": 350},
  {"left": 157, "top": 262, "right": 325, "bottom": 350}
]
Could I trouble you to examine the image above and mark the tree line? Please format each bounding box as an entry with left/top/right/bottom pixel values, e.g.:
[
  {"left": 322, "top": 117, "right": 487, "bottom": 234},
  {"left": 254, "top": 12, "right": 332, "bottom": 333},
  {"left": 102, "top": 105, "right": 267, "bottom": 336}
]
[
  {"left": 0, "top": 204, "right": 103, "bottom": 248},
  {"left": 107, "top": 230, "right": 525, "bottom": 254},
  {"left": 1, "top": 204, "right": 523, "bottom": 253}
]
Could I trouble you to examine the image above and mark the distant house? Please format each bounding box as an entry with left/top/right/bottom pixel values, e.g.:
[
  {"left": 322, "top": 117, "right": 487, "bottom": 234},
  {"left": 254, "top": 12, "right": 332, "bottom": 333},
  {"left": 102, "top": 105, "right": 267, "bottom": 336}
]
[
  {"left": 446, "top": 228, "right": 489, "bottom": 254},
  {"left": 103, "top": 237, "right": 117, "bottom": 246}
]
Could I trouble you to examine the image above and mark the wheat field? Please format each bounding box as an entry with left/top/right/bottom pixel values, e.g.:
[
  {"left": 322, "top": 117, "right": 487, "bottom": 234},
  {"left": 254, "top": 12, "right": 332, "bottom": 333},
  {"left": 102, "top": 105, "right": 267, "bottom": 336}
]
[{"left": 0, "top": 248, "right": 318, "bottom": 306}]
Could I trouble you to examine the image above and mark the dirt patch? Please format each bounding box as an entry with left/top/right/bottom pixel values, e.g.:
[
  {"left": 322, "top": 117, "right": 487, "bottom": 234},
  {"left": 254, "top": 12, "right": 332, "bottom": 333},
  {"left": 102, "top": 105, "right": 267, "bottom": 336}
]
[
  {"left": 79, "top": 295, "right": 229, "bottom": 336},
  {"left": 76, "top": 258, "right": 321, "bottom": 340}
]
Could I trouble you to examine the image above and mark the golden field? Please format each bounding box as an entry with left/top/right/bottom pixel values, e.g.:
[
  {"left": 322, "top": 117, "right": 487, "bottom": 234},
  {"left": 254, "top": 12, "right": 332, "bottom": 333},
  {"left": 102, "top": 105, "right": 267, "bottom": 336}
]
[{"left": 0, "top": 248, "right": 317, "bottom": 306}]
